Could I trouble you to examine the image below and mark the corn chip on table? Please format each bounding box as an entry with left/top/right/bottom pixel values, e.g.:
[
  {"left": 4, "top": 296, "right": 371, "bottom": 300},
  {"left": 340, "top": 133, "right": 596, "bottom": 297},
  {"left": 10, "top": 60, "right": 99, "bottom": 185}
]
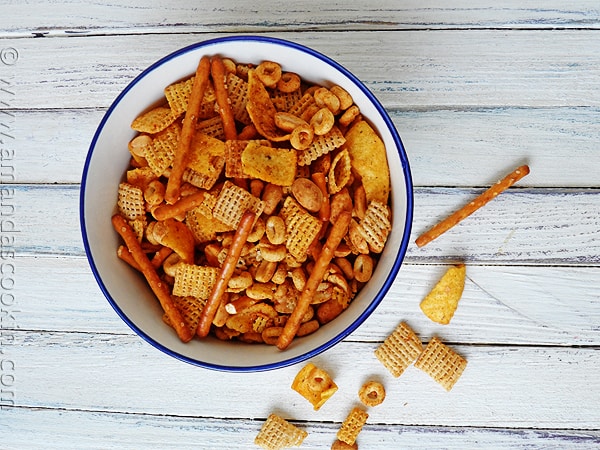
[{"left": 2, "top": 2, "right": 600, "bottom": 449}]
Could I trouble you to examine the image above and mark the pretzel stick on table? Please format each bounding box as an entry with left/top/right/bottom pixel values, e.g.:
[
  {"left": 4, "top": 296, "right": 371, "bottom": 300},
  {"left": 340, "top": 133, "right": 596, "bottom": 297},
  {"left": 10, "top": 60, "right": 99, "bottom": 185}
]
[
  {"left": 196, "top": 210, "right": 256, "bottom": 337},
  {"left": 277, "top": 210, "right": 352, "bottom": 350},
  {"left": 211, "top": 56, "right": 238, "bottom": 141},
  {"left": 164, "top": 56, "right": 211, "bottom": 205},
  {"left": 415, "top": 164, "right": 530, "bottom": 248},
  {"left": 112, "top": 214, "right": 193, "bottom": 342}
]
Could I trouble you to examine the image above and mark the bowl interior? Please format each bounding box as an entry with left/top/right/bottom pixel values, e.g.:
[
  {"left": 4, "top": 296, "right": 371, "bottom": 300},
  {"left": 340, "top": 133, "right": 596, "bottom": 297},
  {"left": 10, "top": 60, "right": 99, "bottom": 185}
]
[{"left": 81, "top": 36, "right": 413, "bottom": 371}]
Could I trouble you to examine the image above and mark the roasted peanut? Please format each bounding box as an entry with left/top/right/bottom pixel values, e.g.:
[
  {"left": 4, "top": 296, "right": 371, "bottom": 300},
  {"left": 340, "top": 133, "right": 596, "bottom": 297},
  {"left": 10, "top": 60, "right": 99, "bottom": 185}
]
[
  {"left": 144, "top": 179, "right": 165, "bottom": 206},
  {"left": 261, "top": 326, "right": 283, "bottom": 345},
  {"left": 339, "top": 105, "right": 360, "bottom": 127},
  {"left": 349, "top": 219, "right": 370, "bottom": 254},
  {"left": 271, "top": 263, "right": 288, "bottom": 284},
  {"left": 246, "top": 282, "right": 276, "bottom": 300},
  {"left": 247, "top": 217, "right": 266, "bottom": 243},
  {"left": 227, "top": 271, "right": 253, "bottom": 292},
  {"left": 291, "top": 177, "right": 323, "bottom": 213},
  {"left": 259, "top": 242, "right": 287, "bottom": 262},
  {"left": 162, "top": 252, "right": 182, "bottom": 277},
  {"left": 128, "top": 134, "right": 152, "bottom": 157},
  {"left": 274, "top": 112, "right": 308, "bottom": 133},
  {"left": 317, "top": 297, "right": 345, "bottom": 324},
  {"left": 225, "top": 295, "right": 259, "bottom": 314},
  {"left": 297, "top": 319, "right": 320, "bottom": 337},
  {"left": 261, "top": 183, "right": 283, "bottom": 215},
  {"left": 291, "top": 267, "right": 307, "bottom": 291},
  {"left": 313, "top": 87, "right": 341, "bottom": 114},
  {"left": 255, "top": 259, "right": 278, "bottom": 283},
  {"left": 249, "top": 178, "right": 264, "bottom": 198},
  {"left": 330, "top": 85, "right": 354, "bottom": 110},
  {"left": 334, "top": 257, "right": 354, "bottom": 280}
]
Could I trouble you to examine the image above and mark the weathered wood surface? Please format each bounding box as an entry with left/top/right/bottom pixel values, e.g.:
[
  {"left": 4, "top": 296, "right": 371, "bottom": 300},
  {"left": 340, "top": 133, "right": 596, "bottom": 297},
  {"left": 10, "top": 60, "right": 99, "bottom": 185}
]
[
  {"left": 2, "top": 1, "right": 600, "bottom": 449},
  {"left": 4, "top": 1, "right": 600, "bottom": 37},
  {"left": 3, "top": 31, "right": 599, "bottom": 110}
]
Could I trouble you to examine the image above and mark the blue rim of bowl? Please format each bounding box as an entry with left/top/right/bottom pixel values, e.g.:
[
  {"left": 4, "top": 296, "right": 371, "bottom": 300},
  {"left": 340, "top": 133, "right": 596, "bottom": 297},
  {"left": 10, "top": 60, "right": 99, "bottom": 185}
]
[{"left": 80, "top": 35, "right": 413, "bottom": 372}]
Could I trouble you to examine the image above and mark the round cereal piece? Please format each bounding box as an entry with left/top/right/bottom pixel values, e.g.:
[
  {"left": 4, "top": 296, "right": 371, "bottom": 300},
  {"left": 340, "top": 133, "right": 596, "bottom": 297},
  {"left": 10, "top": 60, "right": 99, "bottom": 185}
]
[
  {"left": 358, "top": 380, "right": 386, "bottom": 407},
  {"left": 265, "top": 215, "right": 287, "bottom": 245},
  {"left": 255, "top": 60, "right": 282, "bottom": 88},
  {"left": 290, "top": 123, "right": 314, "bottom": 150},
  {"left": 353, "top": 254, "right": 374, "bottom": 283},
  {"left": 310, "top": 107, "right": 335, "bottom": 136},
  {"left": 277, "top": 71, "right": 301, "bottom": 93}
]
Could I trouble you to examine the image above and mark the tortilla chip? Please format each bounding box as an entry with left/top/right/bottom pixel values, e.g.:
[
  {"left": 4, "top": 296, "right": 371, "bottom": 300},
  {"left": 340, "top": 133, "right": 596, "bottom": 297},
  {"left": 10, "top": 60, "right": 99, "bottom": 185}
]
[
  {"left": 241, "top": 141, "right": 297, "bottom": 186},
  {"left": 246, "top": 70, "right": 290, "bottom": 142},
  {"left": 420, "top": 264, "right": 466, "bottom": 324},
  {"left": 344, "top": 120, "right": 390, "bottom": 204}
]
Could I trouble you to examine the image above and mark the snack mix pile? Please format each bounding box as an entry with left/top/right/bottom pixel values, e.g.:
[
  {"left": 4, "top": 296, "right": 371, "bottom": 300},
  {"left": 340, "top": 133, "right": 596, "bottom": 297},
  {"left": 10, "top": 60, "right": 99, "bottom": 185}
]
[{"left": 112, "top": 55, "right": 392, "bottom": 349}]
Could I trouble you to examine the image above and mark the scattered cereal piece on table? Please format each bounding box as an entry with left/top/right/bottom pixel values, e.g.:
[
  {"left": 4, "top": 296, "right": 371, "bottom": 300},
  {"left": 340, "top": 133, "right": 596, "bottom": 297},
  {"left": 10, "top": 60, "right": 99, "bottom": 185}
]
[
  {"left": 358, "top": 380, "right": 386, "bottom": 407},
  {"left": 374, "top": 322, "right": 423, "bottom": 377},
  {"left": 337, "top": 407, "right": 368, "bottom": 446},
  {"left": 291, "top": 362, "right": 338, "bottom": 410},
  {"left": 254, "top": 413, "right": 308, "bottom": 450},
  {"left": 414, "top": 336, "right": 468, "bottom": 391}
]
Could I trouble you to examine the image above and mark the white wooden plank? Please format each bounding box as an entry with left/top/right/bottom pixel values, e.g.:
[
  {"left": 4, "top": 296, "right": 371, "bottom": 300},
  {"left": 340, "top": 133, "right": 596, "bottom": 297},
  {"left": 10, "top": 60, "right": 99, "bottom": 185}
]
[
  {"left": 3, "top": 407, "right": 600, "bottom": 450},
  {"left": 9, "top": 107, "right": 600, "bottom": 188},
  {"left": 13, "top": 256, "right": 600, "bottom": 346},
  {"left": 3, "top": 1, "right": 600, "bottom": 37},
  {"left": 3, "top": 30, "right": 600, "bottom": 109},
  {"left": 7, "top": 332, "right": 600, "bottom": 428},
  {"left": 11, "top": 185, "right": 599, "bottom": 264},
  {"left": 393, "top": 107, "right": 600, "bottom": 188},
  {"left": 408, "top": 188, "right": 600, "bottom": 264}
]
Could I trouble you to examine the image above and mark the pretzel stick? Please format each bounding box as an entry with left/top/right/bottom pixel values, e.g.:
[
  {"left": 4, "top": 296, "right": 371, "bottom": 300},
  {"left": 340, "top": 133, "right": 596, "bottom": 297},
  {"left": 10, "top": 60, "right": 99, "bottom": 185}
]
[
  {"left": 165, "top": 56, "right": 211, "bottom": 205},
  {"left": 415, "top": 164, "right": 530, "bottom": 248},
  {"left": 238, "top": 123, "right": 258, "bottom": 140},
  {"left": 112, "top": 214, "right": 193, "bottom": 342},
  {"left": 153, "top": 191, "right": 206, "bottom": 221},
  {"left": 277, "top": 210, "right": 352, "bottom": 350},
  {"left": 151, "top": 246, "right": 173, "bottom": 269},
  {"left": 117, "top": 245, "right": 141, "bottom": 271},
  {"left": 211, "top": 56, "right": 238, "bottom": 141},
  {"left": 196, "top": 210, "right": 256, "bottom": 337}
]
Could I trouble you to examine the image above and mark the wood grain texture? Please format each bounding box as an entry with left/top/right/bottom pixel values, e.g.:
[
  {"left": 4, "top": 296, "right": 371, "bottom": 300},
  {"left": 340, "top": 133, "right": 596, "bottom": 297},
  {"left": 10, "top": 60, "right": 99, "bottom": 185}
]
[
  {"left": 2, "top": 31, "right": 599, "bottom": 110},
  {"left": 4, "top": 408, "right": 599, "bottom": 450},
  {"left": 12, "top": 257, "right": 600, "bottom": 346},
  {"left": 3, "top": 1, "right": 600, "bottom": 37},
  {"left": 7, "top": 107, "right": 600, "bottom": 187},
  {"left": 8, "top": 333, "right": 600, "bottom": 428},
  {"left": 10, "top": 185, "right": 599, "bottom": 264},
  {"left": 2, "top": 3, "right": 600, "bottom": 448}
]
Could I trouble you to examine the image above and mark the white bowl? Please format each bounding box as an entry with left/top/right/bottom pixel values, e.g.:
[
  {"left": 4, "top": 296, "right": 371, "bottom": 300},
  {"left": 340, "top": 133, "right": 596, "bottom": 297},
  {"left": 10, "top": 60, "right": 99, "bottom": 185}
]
[{"left": 80, "top": 36, "right": 413, "bottom": 372}]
